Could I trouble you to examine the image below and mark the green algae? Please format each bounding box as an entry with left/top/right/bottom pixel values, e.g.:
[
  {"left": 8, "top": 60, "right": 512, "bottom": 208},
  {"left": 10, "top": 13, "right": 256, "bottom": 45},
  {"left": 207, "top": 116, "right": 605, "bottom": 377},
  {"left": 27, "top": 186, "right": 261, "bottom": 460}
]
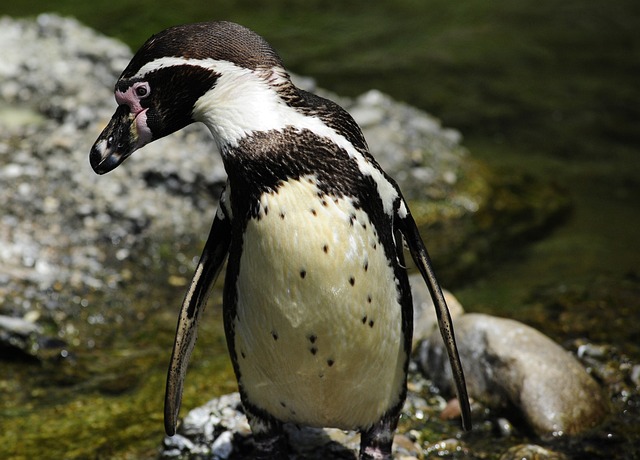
[{"left": 0, "top": 238, "right": 235, "bottom": 460}]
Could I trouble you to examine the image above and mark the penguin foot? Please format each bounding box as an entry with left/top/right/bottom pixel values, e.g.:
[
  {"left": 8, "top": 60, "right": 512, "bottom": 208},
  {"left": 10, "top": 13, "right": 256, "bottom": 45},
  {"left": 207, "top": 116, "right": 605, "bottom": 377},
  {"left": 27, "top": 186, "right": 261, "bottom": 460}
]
[
  {"left": 359, "top": 415, "right": 397, "bottom": 460},
  {"left": 359, "top": 442, "right": 392, "bottom": 460},
  {"left": 247, "top": 411, "right": 288, "bottom": 459}
]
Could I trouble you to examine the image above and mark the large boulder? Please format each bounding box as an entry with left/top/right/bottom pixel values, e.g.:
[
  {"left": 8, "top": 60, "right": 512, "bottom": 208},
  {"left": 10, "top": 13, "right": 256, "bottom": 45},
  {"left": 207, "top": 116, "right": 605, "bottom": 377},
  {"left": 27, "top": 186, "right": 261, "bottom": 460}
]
[{"left": 418, "top": 313, "right": 610, "bottom": 437}]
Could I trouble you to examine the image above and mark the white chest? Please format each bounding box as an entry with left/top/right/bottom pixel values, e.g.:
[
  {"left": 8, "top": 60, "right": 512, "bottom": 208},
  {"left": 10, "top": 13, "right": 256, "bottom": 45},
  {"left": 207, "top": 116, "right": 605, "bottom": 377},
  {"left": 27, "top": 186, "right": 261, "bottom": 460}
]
[{"left": 232, "top": 177, "right": 407, "bottom": 430}]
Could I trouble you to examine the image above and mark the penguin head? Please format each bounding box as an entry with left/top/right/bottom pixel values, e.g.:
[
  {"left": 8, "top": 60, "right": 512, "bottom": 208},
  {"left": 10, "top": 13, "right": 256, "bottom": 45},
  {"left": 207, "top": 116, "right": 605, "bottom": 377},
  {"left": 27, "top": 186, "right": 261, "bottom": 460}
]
[{"left": 90, "top": 21, "right": 285, "bottom": 174}]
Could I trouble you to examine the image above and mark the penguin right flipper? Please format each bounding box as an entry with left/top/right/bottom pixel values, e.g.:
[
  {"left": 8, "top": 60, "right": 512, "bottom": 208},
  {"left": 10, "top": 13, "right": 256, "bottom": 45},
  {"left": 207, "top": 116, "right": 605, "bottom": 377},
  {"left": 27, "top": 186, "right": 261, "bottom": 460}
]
[
  {"left": 397, "top": 208, "right": 472, "bottom": 431},
  {"left": 164, "top": 204, "right": 232, "bottom": 436}
]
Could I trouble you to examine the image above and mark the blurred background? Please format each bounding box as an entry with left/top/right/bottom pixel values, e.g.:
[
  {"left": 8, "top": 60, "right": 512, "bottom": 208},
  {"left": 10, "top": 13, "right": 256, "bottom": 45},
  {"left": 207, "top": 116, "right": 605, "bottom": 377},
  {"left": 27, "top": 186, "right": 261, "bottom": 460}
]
[{"left": 1, "top": 0, "right": 639, "bottom": 458}]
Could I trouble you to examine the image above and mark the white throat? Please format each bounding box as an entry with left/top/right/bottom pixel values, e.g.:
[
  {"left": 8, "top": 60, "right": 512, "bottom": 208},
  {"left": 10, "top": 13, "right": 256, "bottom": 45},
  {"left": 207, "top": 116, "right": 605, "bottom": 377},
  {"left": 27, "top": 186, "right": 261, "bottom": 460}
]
[{"left": 192, "top": 61, "right": 294, "bottom": 149}]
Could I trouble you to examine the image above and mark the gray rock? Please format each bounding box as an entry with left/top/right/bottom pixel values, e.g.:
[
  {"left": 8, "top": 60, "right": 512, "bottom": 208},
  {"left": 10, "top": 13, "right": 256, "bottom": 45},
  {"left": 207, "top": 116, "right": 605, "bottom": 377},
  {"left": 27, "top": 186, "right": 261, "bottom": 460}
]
[
  {"left": 162, "top": 434, "right": 196, "bottom": 458},
  {"left": 0, "top": 313, "right": 42, "bottom": 357},
  {"left": 499, "top": 444, "right": 568, "bottom": 460},
  {"left": 345, "top": 89, "right": 469, "bottom": 203},
  {"left": 160, "top": 391, "right": 425, "bottom": 459},
  {"left": 417, "top": 313, "right": 610, "bottom": 437},
  {"left": 160, "top": 391, "right": 358, "bottom": 459},
  {"left": 0, "top": 314, "right": 41, "bottom": 336},
  {"left": 423, "top": 438, "right": 467, "bottom": 458}
]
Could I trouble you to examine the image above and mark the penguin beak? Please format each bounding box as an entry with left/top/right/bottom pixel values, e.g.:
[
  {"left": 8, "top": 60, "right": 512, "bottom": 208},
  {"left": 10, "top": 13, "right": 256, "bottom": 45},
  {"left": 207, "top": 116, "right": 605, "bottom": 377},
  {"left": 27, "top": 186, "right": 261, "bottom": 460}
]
[{"left": 89, "top": 104, "right": 151, "bottom": 174}]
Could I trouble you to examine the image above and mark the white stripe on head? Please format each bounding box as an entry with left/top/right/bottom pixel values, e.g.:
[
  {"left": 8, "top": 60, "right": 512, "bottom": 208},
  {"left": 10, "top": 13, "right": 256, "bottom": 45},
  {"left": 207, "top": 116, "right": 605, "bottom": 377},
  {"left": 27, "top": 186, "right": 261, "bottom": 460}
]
[{"left": 131, "top": 56, "right": 221, "bottom": 79}]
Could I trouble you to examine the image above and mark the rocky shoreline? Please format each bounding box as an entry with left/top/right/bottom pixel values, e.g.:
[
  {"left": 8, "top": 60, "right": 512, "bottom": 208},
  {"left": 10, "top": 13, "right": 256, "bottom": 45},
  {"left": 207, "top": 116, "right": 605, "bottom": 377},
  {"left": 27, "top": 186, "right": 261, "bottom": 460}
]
[{"left": 1, "top": 13, "right": 636, "bottom": 460}]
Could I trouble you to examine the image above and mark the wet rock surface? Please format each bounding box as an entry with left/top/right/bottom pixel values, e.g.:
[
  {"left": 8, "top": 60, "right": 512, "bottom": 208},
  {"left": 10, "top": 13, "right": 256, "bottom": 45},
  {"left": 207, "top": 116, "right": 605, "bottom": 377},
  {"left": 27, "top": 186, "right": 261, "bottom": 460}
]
[
  {"left": 161, "top": 392, "right": 364, "bottom": 460},
  {"left": 418, "top": 313, "right": 610, "bottom": 437},
  {"left": 499, "top": 444, "right": 568, "bottom": 460}
]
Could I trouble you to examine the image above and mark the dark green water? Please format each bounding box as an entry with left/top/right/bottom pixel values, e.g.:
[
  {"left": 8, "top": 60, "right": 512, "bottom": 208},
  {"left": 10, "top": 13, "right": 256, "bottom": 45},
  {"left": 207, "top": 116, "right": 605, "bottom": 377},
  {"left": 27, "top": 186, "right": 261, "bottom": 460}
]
[{"left": 2, "top": 1, "right": 639, "bottom": 458}]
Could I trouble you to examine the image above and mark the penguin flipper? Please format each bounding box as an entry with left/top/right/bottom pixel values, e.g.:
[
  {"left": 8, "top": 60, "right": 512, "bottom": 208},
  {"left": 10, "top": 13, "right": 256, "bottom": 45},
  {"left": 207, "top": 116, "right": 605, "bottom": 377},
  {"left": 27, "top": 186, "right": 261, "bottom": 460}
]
[
  {"left": 164, "top": 209, "right": 231, "bottom": 436},
  {"left": 398, "top": 209, "right": 472, "bottom": 431}
]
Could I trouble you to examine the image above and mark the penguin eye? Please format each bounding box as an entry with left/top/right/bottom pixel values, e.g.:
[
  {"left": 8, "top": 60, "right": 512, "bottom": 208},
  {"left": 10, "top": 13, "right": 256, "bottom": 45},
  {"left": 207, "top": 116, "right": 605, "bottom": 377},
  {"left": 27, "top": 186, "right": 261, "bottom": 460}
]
[{"left": 134, "top": 83, "right": 150, "bottom": 98}]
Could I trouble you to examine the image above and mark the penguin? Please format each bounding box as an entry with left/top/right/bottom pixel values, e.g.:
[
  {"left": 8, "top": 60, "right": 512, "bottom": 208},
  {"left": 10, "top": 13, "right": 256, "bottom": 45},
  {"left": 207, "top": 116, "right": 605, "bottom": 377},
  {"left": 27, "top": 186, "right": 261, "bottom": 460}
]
[{"left": 89, "top": 21, "right": 471, "bottom": 459}]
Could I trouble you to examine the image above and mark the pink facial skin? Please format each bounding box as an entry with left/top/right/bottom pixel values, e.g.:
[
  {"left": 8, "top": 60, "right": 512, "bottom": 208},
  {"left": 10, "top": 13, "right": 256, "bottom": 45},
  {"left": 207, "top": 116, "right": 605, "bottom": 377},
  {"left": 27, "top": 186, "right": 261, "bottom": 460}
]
[{"left": 115, "top": 81, "right": 153, "bottom": 149}]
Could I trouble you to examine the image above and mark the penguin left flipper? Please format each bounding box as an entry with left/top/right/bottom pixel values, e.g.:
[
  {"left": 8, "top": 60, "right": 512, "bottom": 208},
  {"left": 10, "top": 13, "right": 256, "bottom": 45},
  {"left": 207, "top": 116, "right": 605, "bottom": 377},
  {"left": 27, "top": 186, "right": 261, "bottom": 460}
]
[
  {"left": 397, "top": 207, "right": 472, "bottom": 431},
  {"left": 164, "top": 203, "right": 232, "bottom": 436}
]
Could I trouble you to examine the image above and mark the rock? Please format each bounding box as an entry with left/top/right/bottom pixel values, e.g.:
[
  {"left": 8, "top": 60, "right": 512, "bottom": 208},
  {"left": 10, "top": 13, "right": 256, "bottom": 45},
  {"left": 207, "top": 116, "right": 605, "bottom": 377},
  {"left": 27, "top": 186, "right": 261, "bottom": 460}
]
[
  {"left": 417, "top": 313, "right": 610, "bottom": 437},
  {"left": 423, "top": 438, "right": 467, "bottom": 458},
  {"left": 499, "top": 444, "right": 568, "bottom": 460},
  {"left": 0, "top": 314, "right": 41, "bottom": 336},
  {"left": 631, "top": 365, "right": 640, "bottom": 388},
  {"left": 0, "top": 314, "right": 41, "bottom": 358},
  {"left": 160, "top": 391, "right": 430, "bottom": 459},
  {"left": 160, "top": 392, "right": 358, "bottom": 459},
  {"left": 351, "top": 89, "right": 465, "bottom": 195},
  {"left": 0, "top": 14, "right": 227, "bottom": 304}
]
